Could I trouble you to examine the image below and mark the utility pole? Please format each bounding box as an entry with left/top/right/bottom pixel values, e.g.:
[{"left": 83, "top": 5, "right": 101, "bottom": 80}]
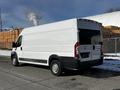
[{"left": 0, "top": 8, "right": 2, "bottom": 32}]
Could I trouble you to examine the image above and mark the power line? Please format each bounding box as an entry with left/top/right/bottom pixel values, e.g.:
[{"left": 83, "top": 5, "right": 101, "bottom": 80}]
[{"left": 0, "top": 8, "right": 2, "bottom": 32}]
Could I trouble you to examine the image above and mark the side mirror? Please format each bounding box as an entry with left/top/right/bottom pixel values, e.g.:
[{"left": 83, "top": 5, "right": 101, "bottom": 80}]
[{"left": 12, "top": 42, "right": 16, "bottom": 48}]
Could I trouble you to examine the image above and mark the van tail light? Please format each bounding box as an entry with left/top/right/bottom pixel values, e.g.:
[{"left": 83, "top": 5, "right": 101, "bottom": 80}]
[{"left": 74, "top": 42, "right": 80, "bottom": 59}]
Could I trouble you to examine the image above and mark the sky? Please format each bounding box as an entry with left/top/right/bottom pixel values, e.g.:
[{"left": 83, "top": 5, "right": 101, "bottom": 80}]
[{"left": 0, "top": 0, "right": 120, "bottom": 28}]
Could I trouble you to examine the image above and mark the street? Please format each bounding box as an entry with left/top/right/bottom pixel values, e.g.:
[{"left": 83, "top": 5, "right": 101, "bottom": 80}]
[{"left": 0, "top": 57, "right": 120, "bottom": 90}]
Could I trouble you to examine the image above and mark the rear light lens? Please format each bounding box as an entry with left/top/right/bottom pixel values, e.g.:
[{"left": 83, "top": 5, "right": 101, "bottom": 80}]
[{"left": 74, "top": 42, "right": 80, "bottom": 59}]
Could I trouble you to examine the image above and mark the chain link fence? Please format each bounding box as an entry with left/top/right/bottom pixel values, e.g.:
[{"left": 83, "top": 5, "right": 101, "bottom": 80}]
[{"left": 103, "top": 37, "right": 120, "bottom": 53}]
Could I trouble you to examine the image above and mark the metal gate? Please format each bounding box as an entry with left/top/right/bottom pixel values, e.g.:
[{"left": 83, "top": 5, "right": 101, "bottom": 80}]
[{"left": 103, "top": 37, "right": 120, "bottom": 53}]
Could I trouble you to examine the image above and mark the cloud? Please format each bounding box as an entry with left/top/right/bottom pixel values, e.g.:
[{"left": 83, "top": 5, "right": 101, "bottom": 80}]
[{"left": 0, "top": 0, "right": 120, "bottom": 28}]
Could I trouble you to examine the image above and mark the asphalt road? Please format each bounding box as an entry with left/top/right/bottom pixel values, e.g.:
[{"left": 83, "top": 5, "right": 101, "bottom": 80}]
[{"left": 0, "top": 57, "right": 120, "bottom": 90}]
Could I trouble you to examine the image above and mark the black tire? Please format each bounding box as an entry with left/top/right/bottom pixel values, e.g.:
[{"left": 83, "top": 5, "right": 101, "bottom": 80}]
[
  {"left": 11, "top": 56, "right": 19, "bottom": 66},
  {"left": 50, "top": 60, "right": 62, "bottom": 76}
]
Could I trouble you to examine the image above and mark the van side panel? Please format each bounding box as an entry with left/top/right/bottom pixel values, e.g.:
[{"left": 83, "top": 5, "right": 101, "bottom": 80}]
[{"left": 20, "top": 19, "right": 77, "bottom": 65}]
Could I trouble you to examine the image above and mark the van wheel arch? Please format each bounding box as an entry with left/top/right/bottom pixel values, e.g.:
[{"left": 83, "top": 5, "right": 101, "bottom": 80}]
[
  {"left": 49, "top": 55, "right": 63, "bottom": 76},
  {"left": 49, "top": 54, "right": 61, "bottom": 66}
]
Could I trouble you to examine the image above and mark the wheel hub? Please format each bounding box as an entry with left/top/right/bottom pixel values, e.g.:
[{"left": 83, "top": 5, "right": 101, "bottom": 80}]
[
  {"left": 12, "top": 58, "right": 16, "bottom": 65},
  {"left": 52, "top": 63, "right": 59, "bottom": 74}
]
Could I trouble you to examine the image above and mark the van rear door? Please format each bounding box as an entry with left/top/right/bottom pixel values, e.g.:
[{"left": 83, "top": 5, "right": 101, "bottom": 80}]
[{"left": 78, "top": 29, "right": 101, "bottom": 62}]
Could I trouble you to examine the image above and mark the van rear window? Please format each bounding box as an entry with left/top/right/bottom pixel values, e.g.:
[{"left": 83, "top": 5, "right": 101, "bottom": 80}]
[{"left": 78, "top": 29, "right": 101, "bottom": 45}]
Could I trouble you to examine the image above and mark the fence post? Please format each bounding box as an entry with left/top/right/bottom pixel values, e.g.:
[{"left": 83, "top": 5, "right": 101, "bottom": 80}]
[{"left": 115, "top": 38, "right": 117, "bottom": 53}]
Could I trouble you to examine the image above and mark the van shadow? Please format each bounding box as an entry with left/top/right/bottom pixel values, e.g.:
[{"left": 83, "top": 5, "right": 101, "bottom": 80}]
[
  {"left": 20, "top": 63, "right": 120, "bottom": 78},
  {"left": 63, "top": 68, "right": 120, "bottom": 78},
  {"left": 20, "top": 63, "right": 50, "bottom": 70}
]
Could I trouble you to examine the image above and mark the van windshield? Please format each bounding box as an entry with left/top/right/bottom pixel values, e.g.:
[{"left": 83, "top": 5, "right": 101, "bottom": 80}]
[{"left": 78, "top": 29, "right": 101, "bottom": 45}]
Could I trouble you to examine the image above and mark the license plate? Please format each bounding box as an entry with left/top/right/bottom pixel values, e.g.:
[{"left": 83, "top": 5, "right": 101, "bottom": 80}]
[{"left": 80, "top": 52, "right": 89, "bottom": 58}]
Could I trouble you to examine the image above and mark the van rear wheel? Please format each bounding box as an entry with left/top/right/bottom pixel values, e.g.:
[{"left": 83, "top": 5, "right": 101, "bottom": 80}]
[
  {"left": 11, "top": 56, "right": 19, "bottom": 66},
  {"left": 50, "top": 60, "right": 62, "bottom": 76}
]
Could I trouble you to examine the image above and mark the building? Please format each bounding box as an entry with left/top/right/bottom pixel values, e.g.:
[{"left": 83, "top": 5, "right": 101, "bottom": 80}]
[{"left": 83, "top": 11, "right": 120, "bottom": 27}]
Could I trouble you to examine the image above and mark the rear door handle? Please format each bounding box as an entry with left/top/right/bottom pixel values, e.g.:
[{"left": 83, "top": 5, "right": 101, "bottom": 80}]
[
  {"left": 21, "top": 47, "right": 22, "bottom": 50},
  {"left": 93, "top": 45, "right": 95, "bottom": 50}
]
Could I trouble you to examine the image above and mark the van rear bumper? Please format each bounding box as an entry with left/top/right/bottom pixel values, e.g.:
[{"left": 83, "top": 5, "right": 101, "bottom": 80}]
[{"left": 61, "top": 57, "right": 103, "bottom": 70}]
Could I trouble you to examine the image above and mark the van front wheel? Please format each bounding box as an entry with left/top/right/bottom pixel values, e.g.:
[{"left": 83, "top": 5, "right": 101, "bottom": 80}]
[
  {"left": 50, "top": 60, "right": 62, "bottom": 76},
  {"left": 11, "top": 56, "right": 19, "bottom": 66}
]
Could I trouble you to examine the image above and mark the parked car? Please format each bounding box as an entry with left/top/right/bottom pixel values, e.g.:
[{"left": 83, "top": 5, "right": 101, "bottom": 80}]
[{"left": 11, "top": 18, "right": 103, "bottom": 76}]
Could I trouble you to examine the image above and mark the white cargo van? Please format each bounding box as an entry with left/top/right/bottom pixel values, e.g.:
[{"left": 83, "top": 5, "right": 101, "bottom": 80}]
[{"left": 11, "top": 18, "right": 103, "bottom": 76}]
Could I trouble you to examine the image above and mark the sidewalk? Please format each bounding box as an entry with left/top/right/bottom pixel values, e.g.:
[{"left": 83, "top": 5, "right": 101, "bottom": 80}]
[{"left": 0, "top": 50, "right": 11, "bottom": 56}]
